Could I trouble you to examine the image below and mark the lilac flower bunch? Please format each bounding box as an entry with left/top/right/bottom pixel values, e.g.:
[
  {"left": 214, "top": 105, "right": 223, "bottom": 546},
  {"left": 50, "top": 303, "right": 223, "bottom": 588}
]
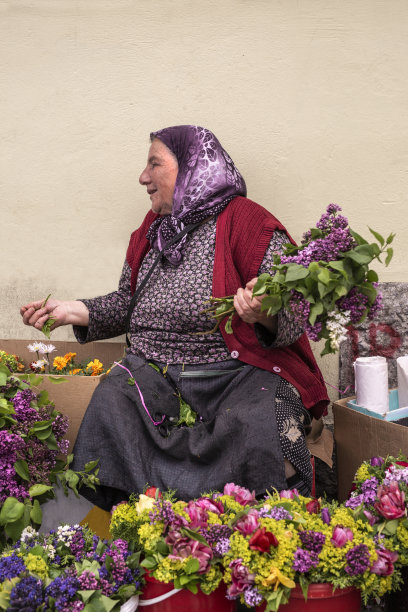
[
  {"left": 0, "top": 363, "right": 99, "bottom": 549},
  {"left": 208, "top": 204, "right": 394, "bottom": 355},
  {"left": 0, "top": 524, "right": 143, "bottom": 611}
]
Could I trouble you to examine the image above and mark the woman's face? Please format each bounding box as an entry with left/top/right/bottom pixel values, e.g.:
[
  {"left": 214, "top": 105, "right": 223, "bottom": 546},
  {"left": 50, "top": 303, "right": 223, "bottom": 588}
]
[{"left": 139, "top": 138, "right": 178, "bottom": 215}]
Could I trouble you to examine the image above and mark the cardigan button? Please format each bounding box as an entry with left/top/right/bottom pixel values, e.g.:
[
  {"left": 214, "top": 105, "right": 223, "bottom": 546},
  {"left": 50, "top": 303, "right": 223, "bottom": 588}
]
[
  {"left": 230, "top": 350, "right": 239, "bottom": 359},
  {"left": 273, "top": 366, "right": 281, "bottom": 373}
]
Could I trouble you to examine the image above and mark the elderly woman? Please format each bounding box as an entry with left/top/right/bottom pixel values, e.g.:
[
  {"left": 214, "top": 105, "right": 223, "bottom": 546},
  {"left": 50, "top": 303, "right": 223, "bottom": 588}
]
[{"left": 21, "top": 125, "right": 329, "bottom": 511}]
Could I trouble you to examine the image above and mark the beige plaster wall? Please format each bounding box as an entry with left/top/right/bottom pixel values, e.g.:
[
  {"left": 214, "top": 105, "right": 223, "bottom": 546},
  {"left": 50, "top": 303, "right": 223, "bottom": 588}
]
[{"left": 1, "top": 0, "right": 408, "bottom": 401}]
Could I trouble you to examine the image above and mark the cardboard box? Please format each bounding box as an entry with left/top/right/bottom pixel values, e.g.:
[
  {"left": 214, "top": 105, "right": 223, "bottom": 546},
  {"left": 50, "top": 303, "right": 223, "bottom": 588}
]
[
  {"left": 2, "top": 339, "right": 126, "bottom": 452},
  {"left": 333, "top": 397, "right": 408, "bottom": 501}
]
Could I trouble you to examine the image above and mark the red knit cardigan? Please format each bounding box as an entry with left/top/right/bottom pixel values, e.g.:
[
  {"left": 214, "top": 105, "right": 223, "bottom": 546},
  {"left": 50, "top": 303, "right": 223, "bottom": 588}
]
[{"left": 126, "top": 197, "right": 329, "bottom": 419}]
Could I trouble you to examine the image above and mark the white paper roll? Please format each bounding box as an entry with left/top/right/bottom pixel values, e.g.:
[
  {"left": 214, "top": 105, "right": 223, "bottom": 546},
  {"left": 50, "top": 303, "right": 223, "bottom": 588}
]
[
  {"left": 353, "top": 356, "right": 389, "bottom": 415},
  {"left": 397, "top": 355, "right": 408, "bottom": 409}
]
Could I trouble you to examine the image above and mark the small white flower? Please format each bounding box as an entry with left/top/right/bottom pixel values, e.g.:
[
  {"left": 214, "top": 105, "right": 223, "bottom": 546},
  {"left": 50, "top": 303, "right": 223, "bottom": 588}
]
[
  {"left": 27, "top": 342, "right": 43, "bottom": 353},
  {"left": 32, "top": 359, "right": 48, "bottom": 368},
  {"left": 43, "top": 344, "right": 56, "bottom": 354},
  {"left": 20, "top": 526, "right": 38, "bottom": 542}
]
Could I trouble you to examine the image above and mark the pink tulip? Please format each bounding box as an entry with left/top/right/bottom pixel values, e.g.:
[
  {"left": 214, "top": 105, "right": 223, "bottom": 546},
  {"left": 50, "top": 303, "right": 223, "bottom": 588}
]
[
  {"left": 167, "top": 529, "right": 213, "bottom": 573},
  {"left": 227, "top": 559, "right": 255, "bottom": 597},
  {"left": 234, "top": 509, "right": 260, "bottom": 535},
  {"left": 331, "top": 525, "right": 354, "bottom": 548},
  {"left": 371, "top": 549, "right": 398, "bottom": 576},
  {"left": 195, "top": 496, "right": 224, "bottom": 515},
  {"left": 185, "top": 501, "right": 209, "bottom": 528},
  {"left": 374, "top": 482, "right": 406, "bottom": 520},
  {"left": 279, "top": 489, "right": 298, "bottom": 499},
  {"left": 223, "top": 483, "right": 256, "bottom": 506}
]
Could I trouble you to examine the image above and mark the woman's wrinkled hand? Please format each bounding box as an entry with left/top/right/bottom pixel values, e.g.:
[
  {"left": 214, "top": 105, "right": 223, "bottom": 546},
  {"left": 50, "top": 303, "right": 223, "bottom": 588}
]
[
  {"left": 20, "top": 299, "right": 89, "bottom": 330},
  {"left": 233, "top": 278, "right": 277, "bottom": 333}
]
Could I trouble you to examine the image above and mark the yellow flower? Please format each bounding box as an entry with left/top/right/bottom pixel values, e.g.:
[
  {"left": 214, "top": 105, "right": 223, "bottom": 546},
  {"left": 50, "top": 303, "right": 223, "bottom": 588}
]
[
  {"left": 53, "top": 356, "right": 68, "bottom": 371},
  {"left": 25, "top": 553, "right": 48, "bottom": 579},
  {"left": 87, "top": 359, "right": 104, "bottom": 376},
  {"left": 69, "top": 368, "right": 82, "bottom": 376},
  {"left": 63, "top": 352, "right": 77, "bottom": 364},
  {"left": 135, "top": 494, "right": 156, "bottom": 513},
  {"left": 262, "top": 566, "right": 296, "bottom": 591}
]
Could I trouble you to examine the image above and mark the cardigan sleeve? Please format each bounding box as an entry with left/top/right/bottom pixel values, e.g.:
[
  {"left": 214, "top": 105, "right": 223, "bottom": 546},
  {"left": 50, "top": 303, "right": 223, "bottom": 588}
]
[
  {"left": 73, "top": 260, "right": 132, "bottom": 343},
  {"left": 254, "top": 230, "right": 305, "bottom": 348}
]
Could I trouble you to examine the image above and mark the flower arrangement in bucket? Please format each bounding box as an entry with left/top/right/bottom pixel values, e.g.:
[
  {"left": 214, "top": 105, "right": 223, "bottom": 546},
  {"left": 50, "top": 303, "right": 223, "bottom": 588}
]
[
  {"left": 205, "top": 204, "right": 394, "bottom": 355},
  {"left": 345, "top": 454, "right": 408, "bottom": 604},
  {"left": 0, "top": 363, "right": 99, "bottom": 549},
  {"left": 110, "top": 482, "right": 404, "bottom": 611},
  {"left": 26, "top": 343, "right": 110, "bottom": 376},
  {"left": 0, "top": 524, "right": 144, "bottom": 610}
]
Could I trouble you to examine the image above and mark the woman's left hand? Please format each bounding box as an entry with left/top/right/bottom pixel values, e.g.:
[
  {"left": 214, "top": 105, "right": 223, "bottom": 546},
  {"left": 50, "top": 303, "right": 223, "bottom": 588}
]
[{"left": 234, "top": 278, "right": 277, "bottom": 333}]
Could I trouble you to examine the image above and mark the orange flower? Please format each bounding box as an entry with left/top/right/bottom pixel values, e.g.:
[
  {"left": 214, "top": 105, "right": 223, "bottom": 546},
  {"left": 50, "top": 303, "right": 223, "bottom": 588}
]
[
  {"left": 53, "top": 356, "right": 68, "bottom": 371},
  {"left": 86, "top": 359, "right": 104, "bottom": 376},
  {"left": 63, "top": 352, "right": 77, "bottom": 364},
  {"left": 69, "top": 368, "right": 82, "bottom": 376}
]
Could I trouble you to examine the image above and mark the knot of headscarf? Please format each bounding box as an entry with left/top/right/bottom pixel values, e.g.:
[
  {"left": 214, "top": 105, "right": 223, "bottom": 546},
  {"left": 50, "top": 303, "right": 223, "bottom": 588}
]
[{"left": 146, "top": 125, "right": 247, "bottom": 265}]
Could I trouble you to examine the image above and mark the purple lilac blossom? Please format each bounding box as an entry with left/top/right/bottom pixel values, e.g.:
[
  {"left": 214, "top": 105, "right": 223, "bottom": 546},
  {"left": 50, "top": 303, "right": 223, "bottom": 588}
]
[
  {"left": 244, "top": 586, "right": 263, "bottom": 607},
  {"left": 345, "top": 544, "right": 371, "bottom": 575},
  {"left": 214, "top": 538, "right": 231, "bottom": 555},
  {"left": 345, "top": 494, "right": 364, "bottom": 509},
  {"left": 260, "top": 506, "right": 293, "bottom": 520},
  {"left": 361, "top": 477, "right": 379, "bottom": 504},
  {"left": 293, "top": 548, "right": 319, "bottom": 573},
  {"left": 299, "top": 530, "right": 326, "bottom": 553},
  {"left": 149, "top": 499, "right": 176, "bottom": 525},
  {"left": 336, "top": 288, "right": 369, "bottom": 324},
  {"left": 206, "top": 523, "right": 233, "bottom": 545}
]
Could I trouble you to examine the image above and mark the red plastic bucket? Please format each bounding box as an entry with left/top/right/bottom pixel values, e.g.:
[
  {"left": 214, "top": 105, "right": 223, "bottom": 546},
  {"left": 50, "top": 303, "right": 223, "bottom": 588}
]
[
  {"left": 139, "top": 574, "right": 236, "bottom": 611},
  {"left": 259, "top": 583, "right": 360, "bottom": 612}
]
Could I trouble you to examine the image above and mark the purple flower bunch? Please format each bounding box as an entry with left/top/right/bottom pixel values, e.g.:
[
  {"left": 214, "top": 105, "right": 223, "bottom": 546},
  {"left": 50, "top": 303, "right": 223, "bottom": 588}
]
[
  {"left": 0, "top": 383, "right": 69, "bottom": 504},
  {"left": 0, "top": 524, "right": 143, "bottom": 611}
]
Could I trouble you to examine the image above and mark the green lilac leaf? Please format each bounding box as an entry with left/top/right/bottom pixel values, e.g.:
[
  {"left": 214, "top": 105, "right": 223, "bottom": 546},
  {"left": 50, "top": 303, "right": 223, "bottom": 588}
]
[
  {"left": 29, "top": 484, "right": 53, "bottom": 497},
  {"left": 0, "top": 497, "right": 25, "bottom": 524},
  {"left": 368, "top": 227, "right": 385, "bottom": 246},
  {"left": 14, "top": 459, "right": 30, "bottom": 481}
]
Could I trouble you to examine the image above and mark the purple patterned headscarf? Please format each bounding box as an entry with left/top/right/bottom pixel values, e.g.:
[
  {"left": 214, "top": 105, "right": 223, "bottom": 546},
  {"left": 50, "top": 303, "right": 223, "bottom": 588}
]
[{"left": 146, "top": 125, "right": 247, "bottom": 265}]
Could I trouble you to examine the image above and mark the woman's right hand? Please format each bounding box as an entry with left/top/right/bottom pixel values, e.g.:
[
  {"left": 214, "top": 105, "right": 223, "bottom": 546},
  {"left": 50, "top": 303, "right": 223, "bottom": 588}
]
[{"left": 20, "top": 299, "right": 89, "bottom": 331}]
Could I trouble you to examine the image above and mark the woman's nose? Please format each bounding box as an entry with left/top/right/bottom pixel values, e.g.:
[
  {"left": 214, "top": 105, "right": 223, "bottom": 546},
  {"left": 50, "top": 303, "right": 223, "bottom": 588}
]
[{"left": 139, "top": 167, "right": 150, "bottom": 185}]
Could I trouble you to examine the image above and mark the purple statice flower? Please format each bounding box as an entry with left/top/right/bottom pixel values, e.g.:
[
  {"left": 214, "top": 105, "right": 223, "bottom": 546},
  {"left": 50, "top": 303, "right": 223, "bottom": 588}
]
[
  {"left": 9, "top": 575, "right": 44, "bottom": 610},
  {"left": 361, "top": 477, "right": 379, "bottom": 504},
  {"left": 345, "top": 544, "right": 371, "bottom": 575},
  {"left": 299, "top": 530, "right": 326, "bottom": 553},
  {"left": 214, "top": 537, "right": 231, "bottom": 555},
  {"left": 70, "top": 529, "right": 86, "bottom": 560},
  {"left": 0, "top": 554, "right": 26, "bottom": 581},
  {"left": 149, "top": 499, "right": 176, "bottom": 526},
  {"left": 345, "top": 494, "right": 364, "bottom": 509},
  {"left": 244, "top": 586, "right": 263, "bottom": 607},
  {"left": 260, "top": 505, "right": 293, "bottom": 521},
  {"left": 45, "top": 575, "right": 80, "bottom": 609},
  {"left": 293, "top": 548, "right": 319, "bottom": 573}
]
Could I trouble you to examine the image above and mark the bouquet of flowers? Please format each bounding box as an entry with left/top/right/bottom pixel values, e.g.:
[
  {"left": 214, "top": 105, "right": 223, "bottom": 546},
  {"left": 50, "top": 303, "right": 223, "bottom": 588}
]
[
  {"left": 26, "top": 343, "right": 109, "bottom": 376},
  {"left": 0, "top": 363, "right": 99, "bottom": 548},
  {"left": 0, "top": 524, "right": 143, "bottom": 610},
  {"left": 0, "top": 352, "right": 24, "bottom": 374},
  {"left": 347, "top": 455, "right": 408, "bottom": 571},
  {"left": 110, "top": 483, "right": 402, "bottom": 610},
  {"left": 206, "top": 204, "right": 394, "bottom": 355}
]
